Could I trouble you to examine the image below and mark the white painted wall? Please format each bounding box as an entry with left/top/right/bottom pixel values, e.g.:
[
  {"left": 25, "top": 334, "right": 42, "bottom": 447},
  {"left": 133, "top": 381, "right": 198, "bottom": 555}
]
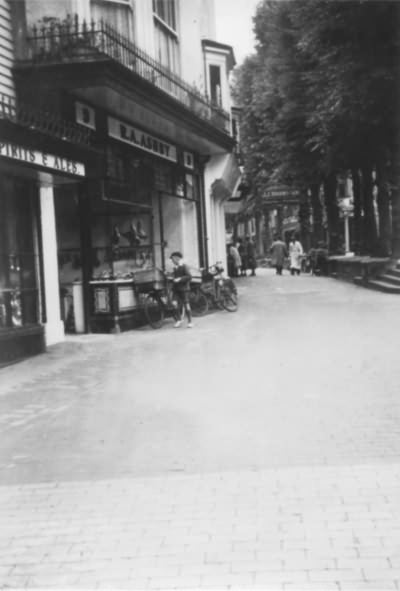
[
  {"left": 203, "top": 154, "right": 230, "bottom": 269},
  {"left": 161, "top": 194, "right": 200, "bottom": 269},
  {"left": 39, "top": 186, "right": 65, "bottom": 346},
  {"left": 179, "top": 0, "right": 216, "bottom": 92},
  {"left": 181, "top": 199, "right": 200, "bottom": 268}
]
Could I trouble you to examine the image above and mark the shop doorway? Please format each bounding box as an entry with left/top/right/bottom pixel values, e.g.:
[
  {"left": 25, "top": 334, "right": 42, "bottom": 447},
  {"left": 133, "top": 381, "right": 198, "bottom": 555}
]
[{"left": 54, "top": 184, "right": 86, "bottom": 334}]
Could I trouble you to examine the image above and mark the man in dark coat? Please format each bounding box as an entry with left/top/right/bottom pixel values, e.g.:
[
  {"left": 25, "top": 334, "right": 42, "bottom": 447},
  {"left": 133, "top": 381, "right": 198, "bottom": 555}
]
[
  {"left": 270, "top": 235, "right": 287, "bottom": 275},
  {"left": 245, "top": 235, "right": 257, "bottom": 276}
]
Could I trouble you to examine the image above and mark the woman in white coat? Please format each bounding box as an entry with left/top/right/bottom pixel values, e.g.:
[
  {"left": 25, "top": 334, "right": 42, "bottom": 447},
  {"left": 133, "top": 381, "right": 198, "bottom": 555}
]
[{"left": 289, "top": 233, "right": 303, "bottom": 276}]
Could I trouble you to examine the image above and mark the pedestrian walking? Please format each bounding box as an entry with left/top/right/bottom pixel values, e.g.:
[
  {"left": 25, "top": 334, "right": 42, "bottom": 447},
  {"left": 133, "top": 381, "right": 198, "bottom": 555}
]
[
  {"left": 289, "top": 233, "right": 303, "bottom": 276},
  {"left": 229, "top": 241, "right": 242, "bottom": 277},
  {"left": 245, "top": 235, "right": 257, "bottom": 276},
  {"left": 170, "top": 251, "right": 193, "bottom": 328},
  {"left": 237, "top": 238, "right": 247, "bottom": 276},
  {"left": 270, "top": 234, "right": 287, "bottom": 275}
]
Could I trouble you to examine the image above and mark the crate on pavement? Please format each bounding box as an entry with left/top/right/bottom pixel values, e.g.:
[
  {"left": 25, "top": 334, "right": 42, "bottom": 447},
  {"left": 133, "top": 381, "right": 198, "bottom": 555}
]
[
  {"left": 133, "top": 268, "right": 165, "bottom": 292},
  {"left": 190, "top": 267, "right": 202, "bottom": 285}
]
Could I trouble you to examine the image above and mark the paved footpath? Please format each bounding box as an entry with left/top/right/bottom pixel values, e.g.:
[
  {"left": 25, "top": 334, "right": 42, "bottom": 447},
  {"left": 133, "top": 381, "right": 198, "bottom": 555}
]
[{"left": 0, "top": 270, "right": 400, "bottom": 590}]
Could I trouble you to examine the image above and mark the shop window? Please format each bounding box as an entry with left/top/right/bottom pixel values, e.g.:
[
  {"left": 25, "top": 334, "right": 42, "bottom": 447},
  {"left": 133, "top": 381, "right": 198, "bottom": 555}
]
[
  {"left": 106, "top": 147, "right": 154, "bottom": 207},
  {"left": 90, "top": 197, "right": 154, "bottom": 281},
  {"left": 185, "top": 173, "right": 198, "bottom": 201},
  {"left": 154, "top": 162, "right": 174, "bottom": 194},
  {"left": 153, "top": 0, "right": 180, "bottom": 75},
  {"left": 0, "top": 177, "right": 39, "bottom": 329},
  {"left": 153, "top": 161, "right": 198, "bottom": 201},
  {"left": 91, "top": 0, "right": 134, "bottom": 40}
]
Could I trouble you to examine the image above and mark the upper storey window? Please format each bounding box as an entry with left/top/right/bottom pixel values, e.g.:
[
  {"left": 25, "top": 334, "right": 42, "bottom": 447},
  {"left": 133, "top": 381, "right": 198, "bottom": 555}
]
[
  {"left": 153, "top": 0, "right": 180, "bottom": 74},
  {"left": 91, "top": 0, "right": 134, "bottom": 41},
  {"left": 153, "top": 0, "right": 177, "bottom": 30}
]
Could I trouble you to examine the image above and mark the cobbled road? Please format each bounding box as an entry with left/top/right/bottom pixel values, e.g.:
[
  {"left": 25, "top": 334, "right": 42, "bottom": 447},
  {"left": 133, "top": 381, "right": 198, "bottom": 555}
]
[{"left": 0, "top": 269, "right": 400, "bottom": 590}]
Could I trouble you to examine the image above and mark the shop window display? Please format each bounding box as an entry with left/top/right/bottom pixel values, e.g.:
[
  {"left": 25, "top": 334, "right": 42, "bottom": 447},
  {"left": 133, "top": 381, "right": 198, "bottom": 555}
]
[
  {"left": 92, "top": 149, "right": 155, "bottom": 280},
  {"left": 0, "top": 177, "right": 39, "bottom": 329},
  {"left": 91, "top": 208, "right": 154, "bottom": 280}
]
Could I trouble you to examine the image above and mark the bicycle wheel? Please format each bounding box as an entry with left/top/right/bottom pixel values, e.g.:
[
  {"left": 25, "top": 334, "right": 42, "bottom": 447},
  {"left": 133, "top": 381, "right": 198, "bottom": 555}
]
[
  {"left": 144, "top": 292, "right": 164, "bottom": 328},
  {"left": 189, "top": 288, "right": 209, "bottom": 316},
  {"left": 221, "top": 284, "right": 238, "bottom": 312}
]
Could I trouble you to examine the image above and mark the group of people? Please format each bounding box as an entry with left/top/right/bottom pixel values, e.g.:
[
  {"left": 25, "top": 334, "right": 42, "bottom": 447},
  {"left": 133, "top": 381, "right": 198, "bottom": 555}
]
[
  {"left": 228, "top": 235, "right": 257, "bottom": 278},
  {"left": 270, "top": 233, "right": 304, "bottom": 276}
]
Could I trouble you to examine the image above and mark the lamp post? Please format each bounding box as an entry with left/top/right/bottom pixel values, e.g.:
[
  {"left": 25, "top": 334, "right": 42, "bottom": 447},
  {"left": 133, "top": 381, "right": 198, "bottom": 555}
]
[{"left": 340, "top": 197, "right": 354, "bottom": 255}]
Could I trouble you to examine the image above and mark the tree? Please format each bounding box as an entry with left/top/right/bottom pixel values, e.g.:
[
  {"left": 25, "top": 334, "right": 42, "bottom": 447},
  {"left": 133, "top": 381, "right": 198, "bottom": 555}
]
[{"left": 234, "top": 0, "right": 400, "bottom": 255}]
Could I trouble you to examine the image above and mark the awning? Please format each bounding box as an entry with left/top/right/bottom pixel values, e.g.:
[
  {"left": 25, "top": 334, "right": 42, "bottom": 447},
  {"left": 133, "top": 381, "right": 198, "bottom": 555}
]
[{"left": 211, "top": 152, "right": 242, "bottom": 203}]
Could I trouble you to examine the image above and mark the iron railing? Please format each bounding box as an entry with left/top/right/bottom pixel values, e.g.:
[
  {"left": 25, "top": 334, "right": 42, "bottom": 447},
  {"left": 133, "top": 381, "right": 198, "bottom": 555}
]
[
  {"left": 25, "top": 15, "right": 231, "bottom": 133},
  {"left": 0, "top": 93, "right": 93, "bottom": 145}
]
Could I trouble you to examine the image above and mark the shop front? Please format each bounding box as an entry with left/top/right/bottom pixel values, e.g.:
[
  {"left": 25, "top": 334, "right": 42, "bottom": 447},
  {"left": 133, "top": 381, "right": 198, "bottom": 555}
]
[
  {"left": 0, "top": 137, "right": 88, "bottom": 366},
  {"left": 79, "top": 115, "right": 203, "bottom": 333}
]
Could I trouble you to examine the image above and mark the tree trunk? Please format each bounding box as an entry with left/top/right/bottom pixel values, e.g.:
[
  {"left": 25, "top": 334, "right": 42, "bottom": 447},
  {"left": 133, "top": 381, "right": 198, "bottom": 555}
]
[
  {"left": 376, "top": 165, "right": 392, "bottom": 256},
  {"left": 391, "top": 188, "right": 400, "bottom": 257},
  {"left": 254, "top": 210, "right": 264, "bottom": 255},
  {"left": 323, "top": 173, "right": 340, "bottom": 253},
  {"left": 298, "top": 189, "right": 310, "bottom": 251},
  {"left": 361, "top": 166, "right": 378, "bottom": 254},
  {"left": 309, "top": 183, "right": 324, "bottom": 246},
  {"left": 276, "top": 206, "right": 283, "bottom": 239},
  {"left": 351, "top": 168, "right": 362, "bottom": 255},
  {"left": 263, "top": 207, "right": 273, "bottom": 252}
]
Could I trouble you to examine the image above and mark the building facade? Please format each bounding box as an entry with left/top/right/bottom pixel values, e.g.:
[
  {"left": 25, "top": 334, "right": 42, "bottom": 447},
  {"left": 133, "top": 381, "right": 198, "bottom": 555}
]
[{"left": 0, "top": 0, "right": 239, "bottom": 364}]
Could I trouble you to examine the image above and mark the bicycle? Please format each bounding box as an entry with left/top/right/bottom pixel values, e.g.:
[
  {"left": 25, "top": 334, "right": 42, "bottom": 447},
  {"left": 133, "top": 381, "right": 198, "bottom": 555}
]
[
  {"left": 200, "top": 262, "right": 238, "bottom": 312},
  {"left": 142, "top": 268, "right": 208, "bottom": 328},
  {"left": 140, "top": 270, "right": 176, "bottom": 329},
  {"left": 188, "top": 276, "right": 209, "bottom": 317}
]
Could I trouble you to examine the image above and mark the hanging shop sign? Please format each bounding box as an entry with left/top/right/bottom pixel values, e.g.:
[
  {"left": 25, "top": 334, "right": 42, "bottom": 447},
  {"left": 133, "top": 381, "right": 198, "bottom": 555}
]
[
  {"left": 75, "top": 101, "right": 96, "bottom": 130},
  {"left": 183, "top": 151, "right": 194, "bottom": 169},
  {"left": 108, "top": 116, "right": 177, "bottom": 163},
  {"left": 0, "top": 141, "right": 85, "bottom": 176}
]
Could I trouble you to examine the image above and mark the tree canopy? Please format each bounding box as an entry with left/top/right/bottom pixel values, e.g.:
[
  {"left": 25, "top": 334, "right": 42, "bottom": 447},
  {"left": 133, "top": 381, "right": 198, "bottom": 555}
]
[{"left": 233, "top": 0, "right": 400, "bottom": 253}]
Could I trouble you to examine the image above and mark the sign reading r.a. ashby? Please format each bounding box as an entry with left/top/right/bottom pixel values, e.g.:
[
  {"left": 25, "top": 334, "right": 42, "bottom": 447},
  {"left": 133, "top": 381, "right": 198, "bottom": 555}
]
[{"left": 108, "top": 116, "right": 177, "bottom": 163}]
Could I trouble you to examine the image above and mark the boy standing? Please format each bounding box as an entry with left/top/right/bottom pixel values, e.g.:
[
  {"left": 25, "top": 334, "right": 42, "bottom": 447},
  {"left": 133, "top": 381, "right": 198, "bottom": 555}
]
[{"left": 170, "top": 251, "right": 193, "bottom": 328}]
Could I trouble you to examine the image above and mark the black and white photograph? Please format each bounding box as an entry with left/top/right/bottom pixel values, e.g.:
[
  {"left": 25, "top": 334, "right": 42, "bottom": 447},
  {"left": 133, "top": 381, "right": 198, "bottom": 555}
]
[{"left": 0, "top": 0, "right": 400, "bottom": 589}]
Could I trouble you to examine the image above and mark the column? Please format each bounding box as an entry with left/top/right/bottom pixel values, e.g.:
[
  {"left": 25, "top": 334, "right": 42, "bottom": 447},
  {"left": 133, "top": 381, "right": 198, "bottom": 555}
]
[
  {"left": 344, "top": 212, "right": 350, "bottom": 253},
  {"left": 39, "top": 186, "right": 64, "bottom": 346}
]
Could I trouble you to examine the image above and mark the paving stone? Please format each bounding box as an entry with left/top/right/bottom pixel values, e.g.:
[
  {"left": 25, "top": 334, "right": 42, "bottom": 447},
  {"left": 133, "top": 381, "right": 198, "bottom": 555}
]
[{"left": 0, "top": 271, "right": 400, "bottom": 589}]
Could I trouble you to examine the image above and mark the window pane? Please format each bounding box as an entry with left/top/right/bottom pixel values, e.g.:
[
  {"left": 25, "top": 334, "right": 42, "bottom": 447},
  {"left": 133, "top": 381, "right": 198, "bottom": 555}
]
[
  {"left": 154, "top": 0, "right": 176, "bottom": 30},
  {"left": 91, "top": 0, "right": 134, "bottom": 40},
  {"left": 154, "top": 21, "right": 179, "bottom": 73}
]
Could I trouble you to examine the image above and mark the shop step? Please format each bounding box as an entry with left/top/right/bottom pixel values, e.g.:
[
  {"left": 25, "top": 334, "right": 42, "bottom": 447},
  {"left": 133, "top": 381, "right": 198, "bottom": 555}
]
[
  {"left": 389, "top": 267, "right": 400, "bottom": 278},
  {"left": 377, "top": 272, "right": 400, "bottom": 286},
  {"left": 354, "top": 276, "right": 400, "bottom": 293}
]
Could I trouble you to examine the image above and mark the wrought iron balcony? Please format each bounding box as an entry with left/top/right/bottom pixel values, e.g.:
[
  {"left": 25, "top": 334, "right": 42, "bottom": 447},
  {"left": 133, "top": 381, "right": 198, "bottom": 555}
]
[
  {"left": 0, "top": 93, "right": 93, "bottom": 145},
  {"left": 24, "top": 15, "right": 231, "bottom": 133}
]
